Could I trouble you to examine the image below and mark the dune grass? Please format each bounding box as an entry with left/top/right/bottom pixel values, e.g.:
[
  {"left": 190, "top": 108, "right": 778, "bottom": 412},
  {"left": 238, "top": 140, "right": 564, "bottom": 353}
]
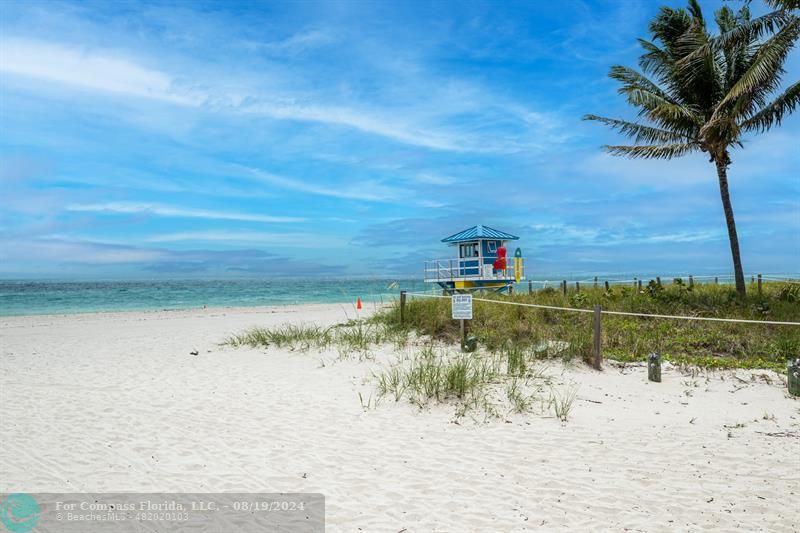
[
  {"left": 371, "top": 337, "right": 576, "bottom": 420},
  {"left": 225, "top": 319, "right": 408, "bottom": 360},
  {"left": 224, "top": 280, "right": 796, "bottom": 419},
  {"left": 372, "top": 280, "right": 800, "bottom": 372}
]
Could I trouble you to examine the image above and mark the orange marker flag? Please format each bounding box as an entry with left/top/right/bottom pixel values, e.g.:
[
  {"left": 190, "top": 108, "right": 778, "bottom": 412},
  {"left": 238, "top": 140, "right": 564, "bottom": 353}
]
[{"left": 357, "top": 297, "right": 362, "bottom": 310}]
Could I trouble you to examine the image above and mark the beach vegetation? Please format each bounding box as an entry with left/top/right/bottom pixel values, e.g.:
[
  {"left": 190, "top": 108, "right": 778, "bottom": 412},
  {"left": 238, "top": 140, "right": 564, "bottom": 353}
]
[
  {"left": 550, "top": 386, "right": 579, "bottom": 422},
  {"left": 373, "top": 281, "right": 800, "bottom": 372},
  {"left": 225, "top": 319, "right": 390, "bottom": 360}
]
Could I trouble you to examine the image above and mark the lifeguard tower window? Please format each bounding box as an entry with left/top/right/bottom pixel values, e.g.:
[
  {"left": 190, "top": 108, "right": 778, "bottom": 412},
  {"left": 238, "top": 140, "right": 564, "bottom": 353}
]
[
  {"left": 459, "top": 243, "right": 478, "bottom": 258},
  {"left": 487, "top": 241, "right": 497, "bottom": 253}
]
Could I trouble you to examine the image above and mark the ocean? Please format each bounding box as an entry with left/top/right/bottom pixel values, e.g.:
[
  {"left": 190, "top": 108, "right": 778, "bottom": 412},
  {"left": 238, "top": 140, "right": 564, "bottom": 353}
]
[
  {"left": 1, "top": 273, "right": 793, "bottom": 316},
  {"left": 0, "top": 279, "right": 428, "bottom": 316}
]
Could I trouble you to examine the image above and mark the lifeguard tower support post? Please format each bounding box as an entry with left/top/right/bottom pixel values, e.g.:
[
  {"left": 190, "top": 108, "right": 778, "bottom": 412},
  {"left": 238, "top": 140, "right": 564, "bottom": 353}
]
[{"left": 424, "top": 224, "right": 524, "bottom": 294}]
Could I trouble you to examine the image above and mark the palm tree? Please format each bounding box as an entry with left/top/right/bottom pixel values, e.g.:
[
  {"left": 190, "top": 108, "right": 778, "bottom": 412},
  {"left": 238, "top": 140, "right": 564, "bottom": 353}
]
[{"left": 584, "top": 0, "right": 799, "bottom": 296}]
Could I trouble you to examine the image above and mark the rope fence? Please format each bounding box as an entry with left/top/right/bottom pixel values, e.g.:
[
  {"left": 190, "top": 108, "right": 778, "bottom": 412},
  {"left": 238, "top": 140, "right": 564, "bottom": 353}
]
[
  {"left": 401, "top": 291, "right": 800, "bottom": 326},
  {"left": 397, "top": 276, "right": 800, "bottom": 392}
]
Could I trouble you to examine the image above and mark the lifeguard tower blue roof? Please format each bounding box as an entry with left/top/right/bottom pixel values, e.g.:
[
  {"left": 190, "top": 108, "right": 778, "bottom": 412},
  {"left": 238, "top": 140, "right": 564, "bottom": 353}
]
[{"left": 441, "top": 224, "right": 519, "bottom": 243}]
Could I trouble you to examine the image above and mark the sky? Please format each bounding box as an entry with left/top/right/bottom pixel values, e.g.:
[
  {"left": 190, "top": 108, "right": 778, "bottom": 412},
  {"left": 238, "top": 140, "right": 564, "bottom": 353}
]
[{"left": 1, "top": 0, "right": 798, "bottom": 279}]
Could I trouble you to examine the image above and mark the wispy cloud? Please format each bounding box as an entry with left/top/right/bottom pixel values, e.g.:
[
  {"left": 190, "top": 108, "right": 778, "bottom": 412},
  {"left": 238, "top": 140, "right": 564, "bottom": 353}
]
[
  {"left": 243, "top": 29, "right": 334, "bottom": 56},
  {"left": 239, "top": 166, "right": 407, "bottom": 202},
  {"left": 413, "top": 173, "right": 459, "bottom": 186},
  {"left": 0, "top": 38, "right": 204, "bottom": 105},
  {"left": 145, "top": 230, "right": 346, "bottom": 247},
  {"left": 0, "top": 37, "right": 564, "bottom": 153},
  {"left": 0, "top": 238, "right": 167, "bottom": 265},
  {"left": 65, "top": 202, "right": 304, "bottom": 223}
]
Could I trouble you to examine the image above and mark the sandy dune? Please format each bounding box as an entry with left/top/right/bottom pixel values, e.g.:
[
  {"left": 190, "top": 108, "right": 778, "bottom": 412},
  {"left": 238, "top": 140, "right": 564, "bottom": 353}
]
[{"left": 1, "top": 304, "right": 798, "bottom": 532}]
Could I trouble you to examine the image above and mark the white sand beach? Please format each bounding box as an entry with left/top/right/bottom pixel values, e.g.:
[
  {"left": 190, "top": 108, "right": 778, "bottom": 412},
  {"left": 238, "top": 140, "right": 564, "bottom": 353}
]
[{"left": 1, "top": 304, "right": 798, "bottom": 532}]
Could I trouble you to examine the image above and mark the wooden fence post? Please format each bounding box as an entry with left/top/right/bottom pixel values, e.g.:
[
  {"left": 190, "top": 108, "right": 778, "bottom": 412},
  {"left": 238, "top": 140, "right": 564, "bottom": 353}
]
[
  {"left": 576, "top": 281, "right": 580, "bottom": 293},
  {"left": 789, "top": 359, "right": 800, "bottom": 397},
  {"left": 637, "top": 279, "right": 642, "bottom": 291},
  {"left": 528, "top": 280, "right": 532, "bottom": 294},
  {"left": 592, "top": 305, "right": 602, "bottom": 370},
  {"left": 604, "top": 280, "right": 610, "bottom": 291},
  {"left": 594, "top": 276, "right": 598, "bottom": 288},
  {"left": 758, "top": 274, "right": 762, "bottom": 295},
  {"left": 751, "top": 275, "right": 755, "bottom": 283},
  {"left": 562, "top": 280, "right": 567, "bottom": 296},
  {"left": 648, "top": 353, "right": 662, "bottom": 382},
  {"left": 656, "top": 276, "right": 662, "bottom": 286},
  {"left": 689, "top": 275, "right": 694, "bottom": 288},
  {"left": 399, "top": 291, "right": 406, "bottom": 325},
  {"left": 714, "top": 276, "right": 718, "bottom": 284}
]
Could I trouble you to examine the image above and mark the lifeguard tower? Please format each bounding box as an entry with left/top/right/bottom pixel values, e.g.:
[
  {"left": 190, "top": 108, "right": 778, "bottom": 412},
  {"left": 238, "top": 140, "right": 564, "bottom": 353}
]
[{"left": 424, "top": 224, "right": 524, "bottom": 294}]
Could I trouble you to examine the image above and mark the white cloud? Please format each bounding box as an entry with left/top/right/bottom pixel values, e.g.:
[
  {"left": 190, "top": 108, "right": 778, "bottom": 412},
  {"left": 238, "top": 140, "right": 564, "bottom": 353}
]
[
  {"left": 65, "top": 202, "right": 304, "bottom": 223},
  {"left": 239, "top": 166, "right": 406, "bottom": 202},
  {"left": 0, "top": 38, "right": 204, "bottom": 105},
  {"left": 413, "top": 173, "right": 459, "bottom": 186},
  {"left": 0, "top": 37, "right": 563, "bottom": 153},
  {"left": 527, "top": 223, "right": 724, "bottom": 247},
  {"left": 245, "top": 29, "right": 334, "bottom": 56},
  {"left": 239, "top": 102, "right": 463, "bottom": 151},
  {"left": 145, "top": 230, "right": 346, "bottom": 247},
  {"left": 0, "top": 238, "right": 166, "bottom": 264}
]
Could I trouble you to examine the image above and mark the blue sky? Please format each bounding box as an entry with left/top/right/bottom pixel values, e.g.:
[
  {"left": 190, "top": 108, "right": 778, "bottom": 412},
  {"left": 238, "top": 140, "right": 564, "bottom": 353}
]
[{"left": 1, "top": 0, "right": 798, "bottom": 279}]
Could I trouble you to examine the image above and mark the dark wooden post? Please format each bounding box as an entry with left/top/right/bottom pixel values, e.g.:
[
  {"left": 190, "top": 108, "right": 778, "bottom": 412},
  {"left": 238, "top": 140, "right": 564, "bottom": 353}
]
[
  {"left": 604, "top": 281, "right": 610, "bottom": 291},
  {"left": 757, "top": 274, "right": 762, "bottom": 295},
  {"left": 592, "top": 305, "right": 602, "bottom": 370},
  {"left": 648, "top": 353, "right": 662, "bottom": 382},
  {"left": 656, "top": 276, "right": 662, "bottom": 286},
  {"left": 528, "top": 280, "right": 532, "bottom": 294},
  {"left": 399, "top": 291, "right": 406, "bottom": 325},
  {"left": 562, "top": 280, "right": 567, "bottom": 296},
  {"left": 789, "top": 359, "right": 800, "bottom": 397},
  {"left": 576, "top": 281, "right": 580, "bottom": 293},
  {"left": 751, "top": 275, "right": 755, "bottom": 284},
  {"left": 593, "top": 276, "right": 598, "bottom": 288},
  {"left": 714, "top": 276, "right": 718, "bottom": 284},
  {"left": 688, "top": 275, "right": 694, "bottom": 288},
  {"left": 637, "top": 279, "right": 642, "bottom": 291}
]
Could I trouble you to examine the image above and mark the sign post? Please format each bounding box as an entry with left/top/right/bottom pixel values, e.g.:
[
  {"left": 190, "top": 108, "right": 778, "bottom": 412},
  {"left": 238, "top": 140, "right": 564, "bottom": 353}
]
[{"left": 452, "top": 294, "right": 473, "bottom": 352}]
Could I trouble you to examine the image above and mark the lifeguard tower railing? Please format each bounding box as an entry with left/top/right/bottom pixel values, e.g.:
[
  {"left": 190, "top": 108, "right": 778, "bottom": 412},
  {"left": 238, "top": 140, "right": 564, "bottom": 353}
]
[{"left": 424, "top": 258, "right": 519, "bottom": 282}]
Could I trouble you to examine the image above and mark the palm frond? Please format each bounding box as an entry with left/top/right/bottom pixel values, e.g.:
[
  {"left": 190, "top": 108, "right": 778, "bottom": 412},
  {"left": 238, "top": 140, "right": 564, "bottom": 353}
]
[
  {"left": 608, "top": 66, "right": 701, "bottom": 128},
  {"left": 609, "top": 65, "right": 674, "bottom": 101},
  {"left": 716, "top": 17, "right": 799, "bottom": 110},
  {"left": 583, "top": 115, "right": 692, "bottom": 143},
  {"left": 643, "top": 101, "right": 703, "bottom": 131},
  {"left": 676, "top": 10, "right": 797, "bottom": 79},
  {"left": 603, "top": 143, "right": 699, "bottom": 160},
  {"left": 766, "top": 0, "right": 800, "bottom": 9},
  {"left": 638, "top": 39, "right": 675, "bottom": 82},
  {"left": 741, "top": 80, "right": 800, "bottom": 132}
]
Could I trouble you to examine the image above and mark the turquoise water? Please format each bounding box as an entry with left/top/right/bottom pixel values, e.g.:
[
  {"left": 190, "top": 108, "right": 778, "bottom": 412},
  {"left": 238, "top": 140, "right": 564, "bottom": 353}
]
[
  {"left": 2, "top": 274, "right": 794, "bottom": 316},
  {"left": 0, "top": 279, "right": 428, "bottom": 316}
]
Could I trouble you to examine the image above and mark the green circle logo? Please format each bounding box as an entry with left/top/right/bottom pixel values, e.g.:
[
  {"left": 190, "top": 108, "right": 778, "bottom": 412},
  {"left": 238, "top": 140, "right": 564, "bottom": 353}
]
[{"left": 0, "top": 494, "right": 40, "bottom": 533}]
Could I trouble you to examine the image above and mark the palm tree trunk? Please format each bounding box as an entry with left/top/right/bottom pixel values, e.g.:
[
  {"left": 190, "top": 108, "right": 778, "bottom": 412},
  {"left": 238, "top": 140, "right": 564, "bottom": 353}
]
[{"left": 715, "top": 158, "right": 746, "bottom": 297}]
